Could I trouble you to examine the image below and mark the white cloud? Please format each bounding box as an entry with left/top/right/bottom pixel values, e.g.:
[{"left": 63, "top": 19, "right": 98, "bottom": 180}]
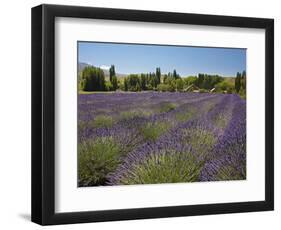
[{"left": 100, "top": 65, "right": 110, "bottom": 70}]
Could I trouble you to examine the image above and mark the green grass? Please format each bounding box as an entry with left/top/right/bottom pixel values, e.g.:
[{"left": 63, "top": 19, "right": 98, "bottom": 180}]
[
  {"left": 119, "top": 151, "right": 203, "bottom": 185},
  {"left": 91, "top": 115, "right": 114, "bottom": 128},
  {"left": 140, "top": 122, "right": 170, "bottom": 141},
  {"left": 78, "top": 137, "right": 122, "bottom": 186}
]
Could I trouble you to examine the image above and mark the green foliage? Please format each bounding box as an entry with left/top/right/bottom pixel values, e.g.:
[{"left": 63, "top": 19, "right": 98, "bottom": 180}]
[
  {"left": 148, "top": 72, "right": 158, "bottom": 89},
  {"left": 159, "top": 102, "right": 177, "bottom": 113},
  {"left": 173, "top": 69, "right": 180, "bottom": 79},
  {"left": 78, "top": 137, "right": 122, "bottom": 186},
  {"left": 92, "top": 115, "right": 114, "bottom": 128},
  {"left": 235, "top": 70, "right": 246, "bottom": 98},
  {"left": 162, "top": 75, "right": 177, "bottom": 92},
  {"left": 124, "top": 74, "right": 141, "bottom": 91},
  {"left": 111, "top": 75, "right": 118, "bottom": 90},
  {"left": 157, "top": 83, "right": 174, "bottom": 92},
  {"left": 118, "top": 82, "right": 125, "bottom": 91},
  {"left": 215, "top": 165, "right": 245, "bottom": 181},
  {"left": 213, "top": 112, "right": 229, "bottom": 128},
  {"left": 78, "top": 120, "right": 87, "bottom": 134},
  {"left": 215, "top": 79, "right": 234, "bottom": 93},
  {"left": 146, "top": 84, "right": 154, "bottom": 90},
  {"left": 79, "top": 63, "right": 245, "bottom": 96},
  {"left": 123, "top": 71, "right": 164, "bottom": 91},
  {"left": 235, "top": 72, "right": 241, "bottom": 93},
  {"left": 196, "top": 73, "right": 223, "bottom": 90},
  {"left": 109, "top": 65, "right": 115, "bottom": 83},
  {"left": 120, "top": 110, "right": 152, "bottom": 120},
  {"left": 119, "top": 151, "right": 203, "bottom": 184},
  {"left": 175, "top": 108, "right": 195, "bottom": 122},
  {"left": 140, "top": 73, "right": 147, "bottom": 90},
  {"left": 239, "top": 88, "right": 246, "bottom": 99},
  {"left": 105, "top": 81, "right": 113, "bottom": 91},
  {"left": 183, "top": 76, "right": 197, "bottom": 87},
  {"left": 80, "top": 66, "right": 105, "bottom": 91},
  {"left": 175, "top": 78, "right": 184, "bottom": 91},
  {"left": 241, "top": 70, "right": 246, "bottom": 90},
  {"left": 124, "top": 78, "right": 128, "bottom": 91},
  {"left": 156, "top": 67, "right": 161, "bottom": 85},
  {"left": 182, "top": 128, "right": 216, "bottom": 158},
  {"left": 140, "top": 122, "right": 170, "bottom": 141}
]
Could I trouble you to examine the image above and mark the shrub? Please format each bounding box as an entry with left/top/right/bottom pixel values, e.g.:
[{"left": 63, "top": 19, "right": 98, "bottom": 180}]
[
  {"left": 92, "top": 115, "right": 113, "bottom": 128},
  {"left": 120, "top": 110, "right": 152, "bottom": 120},
  {"left": 159, "top": 102, "right": 177, "bottom": 113},
  {"left": 215, "top": 165, "right": 245, "bottom": 181},
  {"left": 215, "top": 79, "right": 234, "bottom": 93},
  {"left": 175, "top": 110, "right": 195, "bottom": 122},
  {"left": 119, "top": 151, "right": 203, "bottom": 184},
  {"left": 157, "top": 83, "right": 170, "bottom": 92},
  {"left": 140, "top": 122, "right": 170, "bottom": 141},
  {"left": 78, "top": 137, "right": 122, "bottom": 186},
  {"left": 182, "top": 128, "right": 216, "bottom": 158},
  {"left": 213, "top": 113, "right": 229, "bottom": 128},
  {"left": 80, "top": 66, "right": 105, "bottom": 91},
  {"left": 239, "top": 89, "right": 246, "bottom": 99},
  {"left": 105, "top": 81, "right": 113, "bottom": 91},
  {"left": 175, "top": 78, "right": 184, "bottom": 91}
]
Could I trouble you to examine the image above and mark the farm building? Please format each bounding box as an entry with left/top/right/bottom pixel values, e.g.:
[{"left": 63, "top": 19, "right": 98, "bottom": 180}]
[{"left": 183, "top": 84, "right": 200, "bottom": 92}]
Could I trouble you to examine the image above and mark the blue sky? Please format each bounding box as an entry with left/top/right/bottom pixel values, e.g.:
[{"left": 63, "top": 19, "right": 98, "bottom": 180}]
[{"left": 78, "top": 42, "right": 246, "bottom": 77}]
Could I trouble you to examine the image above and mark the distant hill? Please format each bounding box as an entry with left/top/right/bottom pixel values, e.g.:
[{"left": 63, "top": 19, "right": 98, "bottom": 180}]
[
  {"left": 78, "top": 62, "right": 89, "bottom": 72},
  {"left": 78, "top": 62, "right": 127, "bottom": 80}
]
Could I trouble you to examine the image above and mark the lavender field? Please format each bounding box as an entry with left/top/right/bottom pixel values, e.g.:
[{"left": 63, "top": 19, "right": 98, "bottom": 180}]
[{"left": 78, "top": 92, "right": 246, "bottom": 187}]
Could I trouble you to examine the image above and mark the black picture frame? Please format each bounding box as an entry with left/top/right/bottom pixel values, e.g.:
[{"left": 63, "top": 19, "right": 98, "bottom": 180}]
[{"left": 31, "top": 4, "right": 274, "bottom": 225}]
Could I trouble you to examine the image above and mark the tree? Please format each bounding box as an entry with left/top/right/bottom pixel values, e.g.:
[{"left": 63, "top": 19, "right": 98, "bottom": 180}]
[
  {"left": 112, "top": 75, "right": 118, "bottom": 90},
  {"left": 124, "top": 78, "right": 128, "bottom": 91},
  {"left": 235, "top": 72, "right": 241, "bottom": 93},
  {"left": 215, "top": 79, "right": 234, "bottom": 93},
  {"left": 151, "top": 72, "right": 157, "bottom": 88},
  {"left": 173, "top": 69, "right": 179, "bottom": 79},
  {"left": 241, "top": 70, "right": 246, "bottom": 90},
  {"left": 183, "top": 76, "right": 197, "bottom": 87},
  {"left": 140, "top": 74, "right": 147, "bottom": 90},
  {"left": 157, "top": 83, "right": 173, "bottom": 92},
  {"left": 163, "top": 74, "right": 168, "bottom": 84},
  {"left": 124, "top": 74, "right": 141, "bottom": 91},
  {"left": 136, "top": 82, "right": 141, "bottom": 91},
  {"left": 105, "top": 81, "right": 113, "bottom": 91},
  {"left": 156, "top": 67, "right": 161, "bottom": 85},
  {"left": 80, "top": 66, "right": 105, "bottom": 91},
  {"left": 175, "top": 78, "right": 184, "bottom": 91},
  {"left": 197, "top": 73, "right": 204, "bottom": 88},
  {"left": 109, "top": 65, "right": 116, "bottom": 83}
]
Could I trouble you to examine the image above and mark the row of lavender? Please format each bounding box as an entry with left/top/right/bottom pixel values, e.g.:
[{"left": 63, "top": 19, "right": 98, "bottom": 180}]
[{"left": 78, "top": 92, "right": 246, "bottom": 186}]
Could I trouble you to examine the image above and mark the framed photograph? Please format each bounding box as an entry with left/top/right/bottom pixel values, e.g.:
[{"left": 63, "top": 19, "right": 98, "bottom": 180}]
[{"left": 31, "top": 4, "right": 274, "bottom": 225}]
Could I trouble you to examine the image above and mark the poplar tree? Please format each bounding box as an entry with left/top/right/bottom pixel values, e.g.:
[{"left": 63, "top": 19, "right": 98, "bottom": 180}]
[
  {"left": 109, "top": 65, "right": 115, "bottom": 83},
  {"left": 235, "top": 72, "right": 241, "bottom": 93}
]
